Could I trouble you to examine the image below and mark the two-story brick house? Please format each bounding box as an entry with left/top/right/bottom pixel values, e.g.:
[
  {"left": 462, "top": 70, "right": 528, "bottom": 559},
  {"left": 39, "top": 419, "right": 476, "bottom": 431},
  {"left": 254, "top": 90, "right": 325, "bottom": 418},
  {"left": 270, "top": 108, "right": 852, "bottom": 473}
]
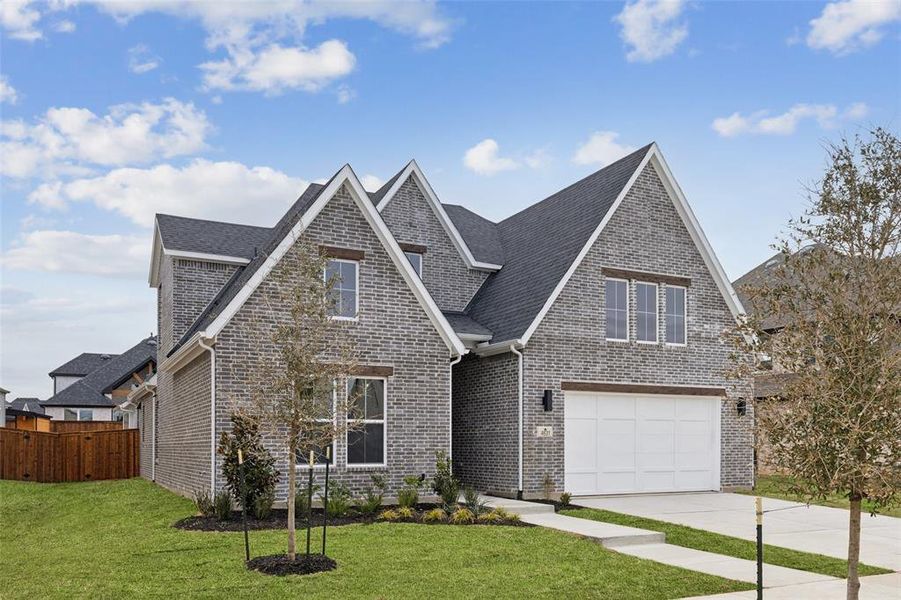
[{"left": 141, "top": 143, "right": 753, "bottom": 501}]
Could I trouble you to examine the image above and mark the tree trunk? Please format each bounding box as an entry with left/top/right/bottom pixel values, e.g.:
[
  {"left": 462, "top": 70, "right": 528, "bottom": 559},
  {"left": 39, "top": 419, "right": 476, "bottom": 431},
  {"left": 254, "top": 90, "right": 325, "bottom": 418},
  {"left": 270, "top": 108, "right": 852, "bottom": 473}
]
[
  {"left": 287, "top": 442, "right": 296, "bottom": 561},
  {"left": 846, "top": 493, "right": 862, "bottom": 600}
]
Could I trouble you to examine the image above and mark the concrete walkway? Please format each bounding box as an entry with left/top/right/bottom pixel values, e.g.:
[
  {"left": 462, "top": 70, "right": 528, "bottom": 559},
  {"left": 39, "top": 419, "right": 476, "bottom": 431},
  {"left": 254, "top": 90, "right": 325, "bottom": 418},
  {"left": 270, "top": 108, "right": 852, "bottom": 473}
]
[
  {"left": 483, "top": 496, "right": 837, "bottom": 588},
  {"left": 575, "top": 492, "right": 901, "bottom": 571},
  {"left": 685, "top": 572, "right": 901, "bottom": 599}
]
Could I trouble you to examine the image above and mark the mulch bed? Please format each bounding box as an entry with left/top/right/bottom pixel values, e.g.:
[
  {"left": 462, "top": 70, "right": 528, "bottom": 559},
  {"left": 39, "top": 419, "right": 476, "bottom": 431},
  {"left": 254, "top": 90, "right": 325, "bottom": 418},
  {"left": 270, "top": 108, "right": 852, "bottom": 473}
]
[{"left": 246, "top": 553, "right": 337, "bottom": 576}]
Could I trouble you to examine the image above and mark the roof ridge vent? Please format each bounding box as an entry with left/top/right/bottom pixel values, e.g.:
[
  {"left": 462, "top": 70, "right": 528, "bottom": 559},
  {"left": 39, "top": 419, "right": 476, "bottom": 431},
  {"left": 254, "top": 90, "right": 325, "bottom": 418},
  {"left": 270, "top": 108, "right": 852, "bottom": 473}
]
[{"left": 100, "top": 354, "right": 111, "bottom": 360}]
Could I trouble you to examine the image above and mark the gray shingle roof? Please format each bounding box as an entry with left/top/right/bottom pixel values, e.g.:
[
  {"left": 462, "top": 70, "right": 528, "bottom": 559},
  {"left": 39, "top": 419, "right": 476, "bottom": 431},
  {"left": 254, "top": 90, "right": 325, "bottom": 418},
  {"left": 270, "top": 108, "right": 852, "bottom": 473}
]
[
  {"left": 43, "top": 337, "right": 157, "bottom": 407},
  {"left": 441, "top": 311, "right": 492, "bottom": 338},
  {"left": 465, "top": 144, "right": 654, "bottom": 343},
  {"left": 443, "top": 204, "right": 505, "bottom": 266},
  {"left": 9, "top": 397, "right": 45, "bottom": 415},
  {"left": 169, "top": 183, "right": 328, "bottom": 356},
  {"left": 49, "top": 353, "right": 117, "bottom": 377},
  {"left": 156, "top": 214, "right": 273, "bottom": 260},
  {"left": 367, "top": 166, "right": 407, "bottom": 206}
]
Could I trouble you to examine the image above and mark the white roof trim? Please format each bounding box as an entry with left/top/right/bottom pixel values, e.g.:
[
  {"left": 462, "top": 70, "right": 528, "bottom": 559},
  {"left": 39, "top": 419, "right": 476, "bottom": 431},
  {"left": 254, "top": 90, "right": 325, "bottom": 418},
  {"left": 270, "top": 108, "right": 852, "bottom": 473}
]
[
  {"left": 376, "top": 161, "right": 503, "bottom": 271},
  {"left": 148, "top": 222, "right": 163, "bottom": 287},
  {"left": 149, "top": 219, "right": 253, "bottom": 288},
  {"left": 175, "top": 166, "right": 465, "bottom": 359},
  {"left": 163, "top": 249, "right": 251, "bottom": 265},
  {"left": 518, "top": 144, "right": 745, "bottom": 346}
]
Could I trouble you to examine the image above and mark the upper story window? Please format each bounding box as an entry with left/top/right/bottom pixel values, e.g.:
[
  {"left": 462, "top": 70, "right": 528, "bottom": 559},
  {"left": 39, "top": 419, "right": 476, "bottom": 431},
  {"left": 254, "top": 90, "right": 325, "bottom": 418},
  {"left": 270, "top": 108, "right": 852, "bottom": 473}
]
[
  {"left": 404, "top": 251, "right": 423, "bottom": 277},
  {"left": 665, "top": 286, "right": 687, "bottom": 345},
  {"left": 635, "top": 282, "right": 658, "bottom": 343},
  {"left": 325, "top": 259, "right": 358, "bottom": 320},
  {"left": 605, "top": 278, "right": 629, "bottom": 341}
]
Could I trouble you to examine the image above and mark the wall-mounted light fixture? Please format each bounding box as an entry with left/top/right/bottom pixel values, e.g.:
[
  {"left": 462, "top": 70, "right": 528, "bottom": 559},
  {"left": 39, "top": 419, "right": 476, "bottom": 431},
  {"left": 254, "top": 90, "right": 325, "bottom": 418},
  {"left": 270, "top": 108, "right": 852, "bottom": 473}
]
[
  {"left": 737, "top": 398, "right": 748, "bottom": 417},
  {"left": 542, "top": 390, "right": 553, "bottom": 412}
]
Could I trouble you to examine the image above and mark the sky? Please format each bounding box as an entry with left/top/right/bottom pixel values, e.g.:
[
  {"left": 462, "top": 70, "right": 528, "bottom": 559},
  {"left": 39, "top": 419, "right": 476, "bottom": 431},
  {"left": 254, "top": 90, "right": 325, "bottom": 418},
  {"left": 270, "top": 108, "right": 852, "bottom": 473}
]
[{"left": 1, "top": 0, "right": 899, "bottom": 399}]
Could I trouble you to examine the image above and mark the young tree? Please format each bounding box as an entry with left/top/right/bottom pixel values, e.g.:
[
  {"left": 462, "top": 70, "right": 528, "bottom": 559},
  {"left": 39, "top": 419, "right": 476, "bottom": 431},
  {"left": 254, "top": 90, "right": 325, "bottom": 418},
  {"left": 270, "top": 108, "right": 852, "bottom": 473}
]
[
  {"left": 731, "top": 128, "right": 900, "bottom": 600},
  {"left": 238, "top": 233, "right": 360, "bottom": 561}
]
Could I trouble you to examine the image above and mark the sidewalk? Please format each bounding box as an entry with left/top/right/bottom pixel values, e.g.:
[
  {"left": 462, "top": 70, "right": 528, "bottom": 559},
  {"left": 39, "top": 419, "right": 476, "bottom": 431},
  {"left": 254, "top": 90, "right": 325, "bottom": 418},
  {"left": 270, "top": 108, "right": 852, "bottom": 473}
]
[{"left": 685, "top": 572, "right": 901, "bottom": 599}]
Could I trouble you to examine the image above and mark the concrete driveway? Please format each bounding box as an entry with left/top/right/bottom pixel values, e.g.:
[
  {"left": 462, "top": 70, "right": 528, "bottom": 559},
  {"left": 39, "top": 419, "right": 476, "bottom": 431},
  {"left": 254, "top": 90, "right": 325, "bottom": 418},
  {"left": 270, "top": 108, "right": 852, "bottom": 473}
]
[{"left": 574, "top": 493, "right": 901, "bottom": 572}]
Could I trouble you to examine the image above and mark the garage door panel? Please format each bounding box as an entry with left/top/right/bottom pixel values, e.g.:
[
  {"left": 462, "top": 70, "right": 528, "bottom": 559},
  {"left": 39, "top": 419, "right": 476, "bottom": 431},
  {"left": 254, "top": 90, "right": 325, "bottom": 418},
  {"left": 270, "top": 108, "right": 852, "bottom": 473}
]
[{"left": 565, "top": 392, "right": 719, "bottom": 496}]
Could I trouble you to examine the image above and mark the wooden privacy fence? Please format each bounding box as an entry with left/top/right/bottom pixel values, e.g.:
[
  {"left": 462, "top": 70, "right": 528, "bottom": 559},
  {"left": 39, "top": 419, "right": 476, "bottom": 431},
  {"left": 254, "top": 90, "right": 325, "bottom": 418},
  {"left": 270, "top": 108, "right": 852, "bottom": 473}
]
[
  {"left": 50, "top": 421, "right": 124, "bottom": 433},
  {"left": 0, "top": 428, "right": 139, "bottom": 482}
]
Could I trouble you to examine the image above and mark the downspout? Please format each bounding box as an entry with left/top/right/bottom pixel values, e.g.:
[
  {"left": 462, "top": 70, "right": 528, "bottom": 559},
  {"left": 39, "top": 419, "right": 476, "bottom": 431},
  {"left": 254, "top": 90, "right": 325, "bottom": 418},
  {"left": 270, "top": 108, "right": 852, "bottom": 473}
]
[
  {"left": 151, "top": 394, "right": 157, "bottom": 481},
  {"left": 509, "top": 345, "right": 523, "bottom": 499},
  {"left": 448, "top": 354, "right": 462, "bottom": 470},
  {"left": 197, "top": 337, "right": 216, "bottom": 496}
]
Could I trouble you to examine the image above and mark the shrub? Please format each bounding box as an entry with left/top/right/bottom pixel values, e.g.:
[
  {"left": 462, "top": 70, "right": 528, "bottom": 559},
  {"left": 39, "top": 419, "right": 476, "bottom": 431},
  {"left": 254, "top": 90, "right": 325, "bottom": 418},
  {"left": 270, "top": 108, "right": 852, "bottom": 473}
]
[
  {"left": 491, "top": 507, "right": 520, "bottom": 522},
  {"left": 253, "top": 489, "right": 275, "bottom": 520},
  {"left": 422, "top": 508, "right": 447, "bottom": 523},
  {"left": 462, "top": 486, "right": 489, "bottom": 516},
  {"left": 294, "top": 482, "right": 321, "bottom": 518},
  {"left": 217, "top": 412, "right": 280, "bottom": 513},
  {"left": 358, "top": 474, "right": 387, "bottom": 516},
  {"left": 398, "top": 474, "right": 425, "bottom": 508},
  {"left": 380, "top": 509, "right": 400, "bottom": 522},
  {"left": 560, "top": 492, "right": 572, "bottom": 508},
  {"left": 432, "top": 451, "right": 460, "bottom": 509},
  {"left": 450, "top": 507, "right": 475, "bottom": 524},
  {"left": 213, "top": 490, "right": 233, "bottom": 521},
  {"left": 193, "top": 489, "right": 215, "bottom": 517},
  {"left": 322, "top": 480, "right": 352, "bottom": 518},
  {"left": 477, "top": 510, "right": 504, "bottom": 524},
  {"left": 396, "top": 507, "right": 415, "bottom": 520}
]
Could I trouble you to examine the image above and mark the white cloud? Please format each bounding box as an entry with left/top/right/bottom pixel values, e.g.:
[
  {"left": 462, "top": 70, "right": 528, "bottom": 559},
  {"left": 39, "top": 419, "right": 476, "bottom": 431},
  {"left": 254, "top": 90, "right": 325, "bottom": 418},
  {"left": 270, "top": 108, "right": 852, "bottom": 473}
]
[
  {"left": 1, "top": 230, "right": 149, "bottom": 278},
  {"left": 807, "top": 0, "right": 901, "bottom": 54},
  {"left": 614, "top": 0, "right": 688, "bottom": 62},
  {"left": 128, "top": 44, "right": 161, "bottom": 74},
  {"left": 0, "top": 0, "right": 42, "bottom": 41},
  {"left": 0, "top": 75, "right": 17, "bottom": 104},
  {"left": 0, "top": 98, "right": 211, "bottom": 178},
  {"left": 360, "top": 174, "right": 384, "bottom": 192},
  {"left": 464, "top": 139, "right": 520, "bottom": 175},
  {"left": 199, "top": 39, "right": 356, "bottom": 94},
  {"left": 572, "top": 131, "right": 636, "bottom": 167},
  {"left": 336, "top": 84, "right": 356, "bottom": 104},
  {"left": 53, "top": 19, "right": 75, "bottom": 33},
  {"left": 712, "top": 102, "right": 869, "bottom": 137},
  {"left": 523, "top": 148, "right": 551, "bottom": 169},
  {"left": 28, "top": 159, "right": 308, "bottom": 228}
]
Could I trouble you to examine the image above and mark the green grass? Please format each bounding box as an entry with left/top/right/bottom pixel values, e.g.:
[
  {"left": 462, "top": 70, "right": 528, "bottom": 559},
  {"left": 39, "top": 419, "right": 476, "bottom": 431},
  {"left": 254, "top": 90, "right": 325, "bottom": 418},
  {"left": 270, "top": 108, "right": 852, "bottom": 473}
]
[
  {"left": 561, "top": 507, "right": 890, "bottom": 579},
  {"left": 0, "top": 479, "right": 753, "bottom": 599},
  {"left": 737, "top": 474, "right": 901, "bottom": 518}
]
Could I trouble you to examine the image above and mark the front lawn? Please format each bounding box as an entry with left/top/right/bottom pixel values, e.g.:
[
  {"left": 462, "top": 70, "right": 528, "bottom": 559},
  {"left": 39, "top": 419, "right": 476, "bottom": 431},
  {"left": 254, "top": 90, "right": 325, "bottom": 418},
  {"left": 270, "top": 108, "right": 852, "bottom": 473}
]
[
  {"left": 561, "top": 507, "right": 890, "bottom": 579},
  {"left": 0, "top": 479, "right": 753, "bottom": 599},
  {"left": 738, "top": 474, "right": 901, "bottom": 518}
]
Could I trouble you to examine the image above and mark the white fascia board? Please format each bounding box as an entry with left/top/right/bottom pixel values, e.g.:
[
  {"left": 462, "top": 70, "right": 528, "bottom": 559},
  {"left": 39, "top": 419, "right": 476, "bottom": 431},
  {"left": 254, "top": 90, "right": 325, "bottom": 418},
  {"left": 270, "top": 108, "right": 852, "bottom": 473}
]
[
  {"left": 517, "top": 144, "right": 744, "bottom": 347},
  {"left": 200, "top": 166, "right": 467, "bottom": 357},
  {"left": 473, "top": 339, "right": 524, "bottom": 357},
  {"left": 158, "top": 332, "right": 210, "bottom": 374},
  {"left": 163, "top": 249, "right": 251, "bottom": 265},
  {"left": 376, "top": 160, "right": 502, "bottom": 272},
  {"left": 148, "top": 222, "right": 163, "bottom": 288}
]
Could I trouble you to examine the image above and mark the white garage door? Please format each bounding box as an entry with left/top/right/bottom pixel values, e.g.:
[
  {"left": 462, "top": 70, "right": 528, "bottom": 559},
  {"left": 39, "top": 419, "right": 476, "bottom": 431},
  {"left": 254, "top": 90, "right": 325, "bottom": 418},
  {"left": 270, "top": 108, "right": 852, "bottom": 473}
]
[{"left": 564, "top": 392, "right": 720, "bottom": 495}]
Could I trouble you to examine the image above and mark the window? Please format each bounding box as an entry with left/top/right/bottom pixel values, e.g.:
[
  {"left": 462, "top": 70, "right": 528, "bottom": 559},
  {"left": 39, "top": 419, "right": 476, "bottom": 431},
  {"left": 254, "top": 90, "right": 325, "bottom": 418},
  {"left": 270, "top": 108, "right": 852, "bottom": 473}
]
[
  {"left": 325, "top": 259, "right": 358, "bottom": 320},
  {"left": 635, "top": 282, "right": 658, "bottom": 343},
  {"left": 404, "top": 251, "right": 423, "bottom": 277},
  {"left": 112, "top": 408, "right": 124, "bottom": 422},
  {"left": 346, "top": 378, "right": 385, "bottom": 466},
  {"left": 64, "top": 408, "right": 77, "bottom": 421},
  {"left": 665, "top": 286, "right": 687, "bottom": 345},
  {"left": 605, "top": 278, "right": 629, "bottom": 341},
  {"left": 78, "top": 409, "right": 94, "bottom": 421}
]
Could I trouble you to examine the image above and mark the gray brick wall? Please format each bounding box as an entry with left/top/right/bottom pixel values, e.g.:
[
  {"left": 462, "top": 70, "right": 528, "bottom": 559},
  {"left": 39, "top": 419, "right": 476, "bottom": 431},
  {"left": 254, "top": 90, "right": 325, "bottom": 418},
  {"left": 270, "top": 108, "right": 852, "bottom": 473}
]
[
  {"left": 138, "top": 399, "right": 153, "bottom": 479},
  {"left": 158, "top": 256, "right": 174, "bottom": 356},
  {"left": 215, "top": 184, "right": 454, "bottom": 500},
  {"left": 452, "top": 352, "right": 519, "bottom": 495},
  {"left": 154, "top": 353, "right": 211, "bottom": 497},
  {"left": 520, "top": 163, "right": 753, "bottom": 496},
  {"left": 380, "top": 176, "right": 489, "bottom": 311}
]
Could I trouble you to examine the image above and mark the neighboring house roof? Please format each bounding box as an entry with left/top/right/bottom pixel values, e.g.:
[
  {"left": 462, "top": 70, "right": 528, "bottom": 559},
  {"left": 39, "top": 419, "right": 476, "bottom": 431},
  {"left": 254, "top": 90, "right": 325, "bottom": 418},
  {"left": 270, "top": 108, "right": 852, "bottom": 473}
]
[
  {"left": 0, "top": 386, "right": 10, "bottom": 394},
  {"left": 443, "top": 204, "right": 505, "bottom": 266},
  {"left": 732, "top": 251, "right": 786, "bottom": 331},
  {"left": 43, "top": 337, "right": 157, "bottom": 407},
  {"left": 9, "top": 397, "right": 45, "bottom": 415},
  {"left": 156, "top": 214, "right": 273, "bottom": 262},
  {"left": 465, "top": 145, "right": 654, "bottom": 344},
  {"left": 49, "top": 352, "right": 117, "bottom": 377},
  {"left": 441, "top": 311, "right": 493, "bottom": 339}
]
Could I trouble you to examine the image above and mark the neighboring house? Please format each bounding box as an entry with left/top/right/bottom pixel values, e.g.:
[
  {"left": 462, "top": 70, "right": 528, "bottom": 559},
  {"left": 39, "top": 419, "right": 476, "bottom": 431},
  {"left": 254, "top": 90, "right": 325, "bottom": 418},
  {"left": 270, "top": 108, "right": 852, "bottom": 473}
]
[
  {"left": 0, "top": 387, "right": 8, "bottom": 425},
  {"left": 3, "top": 397, "right": 51, "bottom": 431},
  {"left": 42, "top": 338, "right": 158, "bottom": 423},
  {"left": 143, "top": 143, "right": 752, "bottom": 501}
]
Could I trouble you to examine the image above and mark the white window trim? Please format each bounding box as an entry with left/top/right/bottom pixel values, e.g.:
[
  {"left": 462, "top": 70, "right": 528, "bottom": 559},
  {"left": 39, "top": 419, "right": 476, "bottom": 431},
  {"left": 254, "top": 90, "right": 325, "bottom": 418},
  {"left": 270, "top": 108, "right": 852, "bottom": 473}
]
[
  {"left": 604, "top": 277, "right": 630, "bottom": 342},
  {"left": 404, "top": 251, "right": 423, "bottom": 278},
  {"left": 296, "top": 386, "right": 337, "bottom": 470},
  {"left": 635, "top": 281, "right": 659, "bottom": 344},
  {"left": 345, "top": 376, "right": 388, "bottom": 469},
  {"left": 325, "top": 258, "right": 359, "bottom": 322},
  {"left": 665, "top": 285, "right": 688, "bottom": 347}
]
